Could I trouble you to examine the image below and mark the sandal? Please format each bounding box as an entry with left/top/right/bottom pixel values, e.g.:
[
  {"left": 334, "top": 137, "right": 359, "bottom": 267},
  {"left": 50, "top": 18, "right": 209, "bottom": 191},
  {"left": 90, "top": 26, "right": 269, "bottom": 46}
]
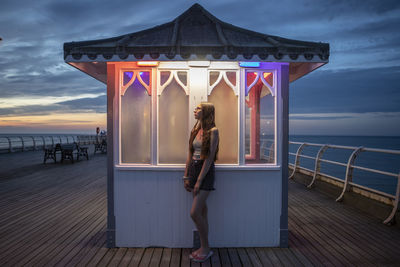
[
  {"left": 189, "top": 251, "right": 198, "bottom": 260},
  {"left": 191, "top": 250, "right": 213, "bottom": 263}
]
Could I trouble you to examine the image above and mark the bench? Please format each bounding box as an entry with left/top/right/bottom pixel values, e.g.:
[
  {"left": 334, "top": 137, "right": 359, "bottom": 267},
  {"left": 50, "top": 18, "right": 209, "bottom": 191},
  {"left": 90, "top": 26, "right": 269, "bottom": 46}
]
[
  {"left": 94, "top": 139, "right": 107, "bottom": 154},
  {"left": 60, "top": 143, "right": 89, "bottom": 163},
  {"left": 43, "top": 144, "right": 62, "bottom": 164}
]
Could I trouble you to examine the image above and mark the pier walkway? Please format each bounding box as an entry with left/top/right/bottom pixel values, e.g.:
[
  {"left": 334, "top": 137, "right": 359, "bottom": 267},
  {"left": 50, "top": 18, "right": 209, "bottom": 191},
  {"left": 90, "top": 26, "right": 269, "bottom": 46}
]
[{"left": 0, "top": 149, "right": 400, "bottom": 266}]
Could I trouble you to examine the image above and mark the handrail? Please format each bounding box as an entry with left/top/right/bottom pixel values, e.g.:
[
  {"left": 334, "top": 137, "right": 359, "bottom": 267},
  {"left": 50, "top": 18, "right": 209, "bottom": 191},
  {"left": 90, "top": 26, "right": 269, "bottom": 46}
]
[
  {"left": 336, "top": 146, "right": 364, "bottom": 202},
  {"left": 308, "top": 145, "right": 328, "bottom": 188},
  {"left": 289, "top": 141, "right": 400, "bottom": 225},
  {"left": 0, "top": 134, "right": 100, "bottom": 153}
]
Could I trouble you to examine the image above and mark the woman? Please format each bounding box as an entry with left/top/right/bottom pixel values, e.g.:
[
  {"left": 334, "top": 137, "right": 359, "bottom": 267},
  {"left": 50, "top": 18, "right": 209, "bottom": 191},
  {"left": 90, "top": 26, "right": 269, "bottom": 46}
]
[{"left": 183, "top": 102, "right": 219, "bottom": 263}]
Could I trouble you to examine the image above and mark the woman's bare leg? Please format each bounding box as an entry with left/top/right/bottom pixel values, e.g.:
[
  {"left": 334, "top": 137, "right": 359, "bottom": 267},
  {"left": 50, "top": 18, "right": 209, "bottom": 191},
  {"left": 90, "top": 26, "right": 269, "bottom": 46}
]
[{"left": 191, "top": 190, "right": 210, "bottom": 256}]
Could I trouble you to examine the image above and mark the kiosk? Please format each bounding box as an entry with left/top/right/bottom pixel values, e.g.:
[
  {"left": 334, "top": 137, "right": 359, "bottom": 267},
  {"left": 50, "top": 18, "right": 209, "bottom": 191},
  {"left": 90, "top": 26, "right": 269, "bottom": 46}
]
[{"left": 64, "top": 4, "right": 329, "bottom": 248}]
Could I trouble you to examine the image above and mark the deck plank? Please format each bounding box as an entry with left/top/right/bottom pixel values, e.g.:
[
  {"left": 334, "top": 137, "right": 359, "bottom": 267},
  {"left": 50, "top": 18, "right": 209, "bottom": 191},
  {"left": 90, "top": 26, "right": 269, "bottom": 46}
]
[
  {"left": 129, "top": 247, "right": 145, "bottom": 267},
  {"left": 227, "top": 248, "right": 242, "bottom": 267},
  {"left": 290, "top": 183, "right": 400, "bottom": 265},
  {"left": 1, "top": 150, "right": 400, "bottom": 266},
  {"left": 245, "top": 248, "right": 262, "bottom": 267},
  {"left": 289, "top": 197, "right": 382, "bottom": 266},
  {"left": 159, "top": 247, "right": 172, "bottom": 267},
  {"left": 264, "top": 248, "right": 285, "bottom": 266},
  {"left": 118, "top": 248, "right": 137, "bottom": 266},
  {"left": 169, "top": 248, "right": 181, "bottom": 267},
  {"left": 254, "top": 247, "right": 273, "bottom": 266},
  {"left": 149, "top": 248, "right": 163, "bottom": 267},
  {"left": 210, "top": 248, "right": 221, "bottom": 267},
  {"left": 236, "top": 248, "right": 252, "bottom": 266},
  {"left": 219, "top": 248, "right": 232, "bottom": 267},
  {"left": 139, "top": 248, "right": 154, "bottom": 267},
  {"left": 1, "top": 193, "right": 106, "bottom": 266}
]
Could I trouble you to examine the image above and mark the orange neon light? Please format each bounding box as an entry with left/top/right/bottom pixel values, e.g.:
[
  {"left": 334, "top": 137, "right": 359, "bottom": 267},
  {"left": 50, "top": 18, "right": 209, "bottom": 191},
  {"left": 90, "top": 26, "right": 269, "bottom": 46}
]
[{"left": 137, "top": 61, "right": 159, "bottom": 66}]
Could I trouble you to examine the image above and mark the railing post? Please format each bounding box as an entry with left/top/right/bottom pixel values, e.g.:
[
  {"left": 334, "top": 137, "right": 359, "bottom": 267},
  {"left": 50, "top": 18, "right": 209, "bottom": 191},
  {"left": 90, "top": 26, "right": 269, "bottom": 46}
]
[
  {"left": 336, "top": 146, "right": 364, "bottom": 202},
  {"left": 20, "top": 136, "right": 24, "bottom": 152},
  {"left": 383, "top": 172, "right": 400, "bottom": 225},
  {"left": 42, "top": 136, "right": 45, "bottom": 149},
  {"left": 6, "top": 137, "right": 12, "bottom": 153},
  {"left": 307, "top": 145, "right": 329, "bottom": 188},
  {"left": 289, "top": 143, "right": 307, "bottom": 179},
  {"left": 32, "top": 136, "right": 36, "bottom": 151},
  {"left": 51, "top": 136, "right": 54, "bottom": 146}
]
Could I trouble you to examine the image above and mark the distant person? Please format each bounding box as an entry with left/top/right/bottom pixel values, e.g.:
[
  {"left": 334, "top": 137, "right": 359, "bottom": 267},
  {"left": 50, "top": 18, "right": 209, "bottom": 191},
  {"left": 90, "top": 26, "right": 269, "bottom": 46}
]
[
  {"left": 183, "top": 102, "right": 219, "bottom": 263},
  {"left": 96, "top": 127, "right": 101, "bottom": 143}
]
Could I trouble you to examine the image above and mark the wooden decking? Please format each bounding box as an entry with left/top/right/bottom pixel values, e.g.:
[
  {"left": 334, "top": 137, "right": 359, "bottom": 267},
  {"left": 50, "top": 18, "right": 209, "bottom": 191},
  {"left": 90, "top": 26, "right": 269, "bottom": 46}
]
[{"left": 0, "top": 149, "right": 400, "bottom": 266}]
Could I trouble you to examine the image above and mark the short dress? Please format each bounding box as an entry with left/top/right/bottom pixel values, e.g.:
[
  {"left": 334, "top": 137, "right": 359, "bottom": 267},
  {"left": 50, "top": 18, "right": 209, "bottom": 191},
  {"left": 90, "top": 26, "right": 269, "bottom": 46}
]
[{"left": 188, "top": 136, "right": 215, "bottom": 191}]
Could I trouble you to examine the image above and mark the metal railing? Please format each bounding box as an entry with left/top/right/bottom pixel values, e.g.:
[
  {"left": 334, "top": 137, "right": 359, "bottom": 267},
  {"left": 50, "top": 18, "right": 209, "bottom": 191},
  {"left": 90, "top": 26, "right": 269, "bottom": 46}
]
[
  {"left": 0, "top": 135, "right": 99, "bottom": 153},
  {"left": 289, "top": 141, "right": 400, "bottom": 225}
]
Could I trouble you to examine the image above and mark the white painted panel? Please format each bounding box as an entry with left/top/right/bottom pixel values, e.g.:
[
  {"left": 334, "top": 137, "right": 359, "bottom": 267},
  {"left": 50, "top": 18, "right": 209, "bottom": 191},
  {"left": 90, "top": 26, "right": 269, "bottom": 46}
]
[{"left": 115, "top": 169, "right": 282, "bottom": 247}]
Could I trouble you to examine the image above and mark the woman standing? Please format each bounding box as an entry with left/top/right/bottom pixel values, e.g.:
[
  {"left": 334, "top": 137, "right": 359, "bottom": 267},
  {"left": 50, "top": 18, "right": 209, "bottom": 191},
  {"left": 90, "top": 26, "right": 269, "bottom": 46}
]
[{"left": 183, "top": 102, "right": 219, "bottom": 263}]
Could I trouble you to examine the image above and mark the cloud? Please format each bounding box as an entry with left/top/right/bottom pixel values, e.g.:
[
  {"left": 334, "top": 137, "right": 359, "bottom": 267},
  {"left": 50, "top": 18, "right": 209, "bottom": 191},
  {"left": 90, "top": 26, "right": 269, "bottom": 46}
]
[
  {"left": 0, "top": 95, "right": 106, "bottom": 116},
  {"left": 0, "top": 0, "right": 399, "bottom": 134},
  {"left": 289, "top": 112, "right": 400, "bottom": 136},
  {"left": 290, "top": 66, "right": 400, "bottom": 114}
]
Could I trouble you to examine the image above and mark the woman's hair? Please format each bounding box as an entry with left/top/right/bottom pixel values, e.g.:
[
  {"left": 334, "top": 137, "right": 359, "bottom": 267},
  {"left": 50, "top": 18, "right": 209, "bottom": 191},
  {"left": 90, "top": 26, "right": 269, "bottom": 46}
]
[{"left": 189, "top": 102, "right": 219, "bottom": 161}]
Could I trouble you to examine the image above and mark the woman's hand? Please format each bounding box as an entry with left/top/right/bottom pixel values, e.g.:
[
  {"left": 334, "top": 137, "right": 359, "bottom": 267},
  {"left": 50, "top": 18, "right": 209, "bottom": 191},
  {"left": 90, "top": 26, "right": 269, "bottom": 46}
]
[
  {"left": 193, "top": 181, "right": 201, "bottom": 195},
  {"left": 184, "top": 180, "right": 192, "bottom": 192}
]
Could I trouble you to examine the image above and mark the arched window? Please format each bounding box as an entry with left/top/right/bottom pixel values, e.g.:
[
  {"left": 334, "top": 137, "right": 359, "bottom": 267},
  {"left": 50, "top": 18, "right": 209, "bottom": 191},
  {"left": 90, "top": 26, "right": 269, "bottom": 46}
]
[
  {"left": 120, "top": 70, "right": 151, "bottom": 163},
  {"left": 208, "top": 70, "right": 238, "bottom": 164},
  {"left": 245, "top": 71, "right": 275, "bottom": 164},
  {"left": 158, "top": 70, "right": 189, "bottom": 164}
]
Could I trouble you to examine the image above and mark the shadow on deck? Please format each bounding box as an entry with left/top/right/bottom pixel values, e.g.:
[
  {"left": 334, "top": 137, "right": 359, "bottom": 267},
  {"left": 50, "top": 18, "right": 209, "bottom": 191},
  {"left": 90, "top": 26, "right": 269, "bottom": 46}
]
[{"left": 0, "top": 149, "right": 399, "bottom": 266}]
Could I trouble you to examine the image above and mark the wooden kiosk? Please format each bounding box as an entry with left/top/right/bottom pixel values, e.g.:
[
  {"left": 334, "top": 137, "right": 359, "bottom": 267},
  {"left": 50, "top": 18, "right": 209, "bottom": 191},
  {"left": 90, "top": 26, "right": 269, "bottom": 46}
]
[{"left": 64, "top": 4, "right": 329, "bottom": 248}]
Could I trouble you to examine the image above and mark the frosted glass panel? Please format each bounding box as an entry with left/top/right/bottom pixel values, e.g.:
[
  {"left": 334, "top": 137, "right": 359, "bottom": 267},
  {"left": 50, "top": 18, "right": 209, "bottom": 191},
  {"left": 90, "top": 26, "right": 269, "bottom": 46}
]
[
  {"left": 177, "top": 71, "right": 187, "bottom": 86},
  {"left": 160, "top": 71, "right": 171, "bottom": 86},
  {"left": 121, "top": 78, "right": 151, "bottom": 163},
  {"left": 139, "top": 71, "right": 150, "bottom": 86},
  {"left": 123, "top": 72, "right": 134, "bottom": 86},
  {"left": 209, "top": 78, "right": 238, "bottom": 164},
  {"left": 226, "top": 71, "right": 236, "bottom": 86},
  {"left": 245, "top": 72, "right": 275, "bottom": 164},
  {"left": 159, "top": 79, "right": 189, "bottom": 164},
  {"left": 209, "top": 71, "right": 219, "bottom": 86}
]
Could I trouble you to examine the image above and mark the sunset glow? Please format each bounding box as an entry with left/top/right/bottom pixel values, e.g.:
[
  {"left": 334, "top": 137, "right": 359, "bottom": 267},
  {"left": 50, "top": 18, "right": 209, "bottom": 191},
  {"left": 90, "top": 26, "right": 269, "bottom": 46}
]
[{"left": 0, "top": 113, "right": 106, "bottom": 133}]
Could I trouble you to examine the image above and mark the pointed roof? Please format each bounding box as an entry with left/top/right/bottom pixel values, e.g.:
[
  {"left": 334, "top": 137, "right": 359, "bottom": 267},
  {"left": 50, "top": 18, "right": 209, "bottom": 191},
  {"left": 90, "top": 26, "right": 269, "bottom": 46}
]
[{"left": 64, "top": 3, "right": 329, "bottom": 63}]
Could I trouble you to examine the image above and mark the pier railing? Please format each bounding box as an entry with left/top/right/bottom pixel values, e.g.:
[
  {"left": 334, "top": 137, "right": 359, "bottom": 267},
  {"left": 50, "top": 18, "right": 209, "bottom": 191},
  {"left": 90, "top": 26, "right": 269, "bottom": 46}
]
[
  {"left": 0, "top": 135, "right": 98, "bottom": 153},
  {"left": 289, "top": 141, "right": 400, "bottom": 225}
]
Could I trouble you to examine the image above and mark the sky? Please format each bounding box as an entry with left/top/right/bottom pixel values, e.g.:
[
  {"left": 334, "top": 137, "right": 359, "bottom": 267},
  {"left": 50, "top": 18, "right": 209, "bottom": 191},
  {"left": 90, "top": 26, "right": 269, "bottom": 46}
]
[{"left": 0, "top": 0, "right": 399, "bottom": 135}]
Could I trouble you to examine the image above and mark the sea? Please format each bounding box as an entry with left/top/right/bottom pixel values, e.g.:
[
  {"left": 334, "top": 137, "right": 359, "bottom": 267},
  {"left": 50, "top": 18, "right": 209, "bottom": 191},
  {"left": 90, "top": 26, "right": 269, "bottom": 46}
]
[{"left": 1, "top": 133, "right": 399, "bottom": 196}]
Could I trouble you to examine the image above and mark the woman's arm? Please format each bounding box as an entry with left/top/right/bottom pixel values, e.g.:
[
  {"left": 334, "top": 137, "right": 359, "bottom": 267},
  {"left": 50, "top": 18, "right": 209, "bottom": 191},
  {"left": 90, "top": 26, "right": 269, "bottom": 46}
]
[
  {"left": 184, "top": 148, "right": 193, "bottom": 177},
  {"left": 194, "top": 128, "right": 219, "bottom": 194},
  {"left": 183, "top": 148, "right": 193, "bottom": 192}
]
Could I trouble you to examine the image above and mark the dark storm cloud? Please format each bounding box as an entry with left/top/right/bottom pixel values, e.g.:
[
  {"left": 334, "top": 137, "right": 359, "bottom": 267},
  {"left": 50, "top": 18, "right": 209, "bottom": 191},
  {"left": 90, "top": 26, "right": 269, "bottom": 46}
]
[{"left": 290, "top": 66, "right": 400, "bottom": 114}]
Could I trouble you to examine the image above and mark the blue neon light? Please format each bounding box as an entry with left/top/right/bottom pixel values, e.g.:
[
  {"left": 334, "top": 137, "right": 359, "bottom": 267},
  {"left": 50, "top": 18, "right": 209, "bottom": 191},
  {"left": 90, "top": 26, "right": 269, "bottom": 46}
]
[{"left": 239, "top": 62, "right": 260, "bottom": 68}]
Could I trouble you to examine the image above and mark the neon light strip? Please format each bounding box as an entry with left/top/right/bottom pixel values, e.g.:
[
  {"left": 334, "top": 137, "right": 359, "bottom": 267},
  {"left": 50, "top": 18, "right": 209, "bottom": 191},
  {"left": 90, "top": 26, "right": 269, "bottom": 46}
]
[
  {"left": 137, "top": 61, "right": 159, "bottom": 66},
  {"left": 239, "top": 62, "right": 260, "bottom": 68}
]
